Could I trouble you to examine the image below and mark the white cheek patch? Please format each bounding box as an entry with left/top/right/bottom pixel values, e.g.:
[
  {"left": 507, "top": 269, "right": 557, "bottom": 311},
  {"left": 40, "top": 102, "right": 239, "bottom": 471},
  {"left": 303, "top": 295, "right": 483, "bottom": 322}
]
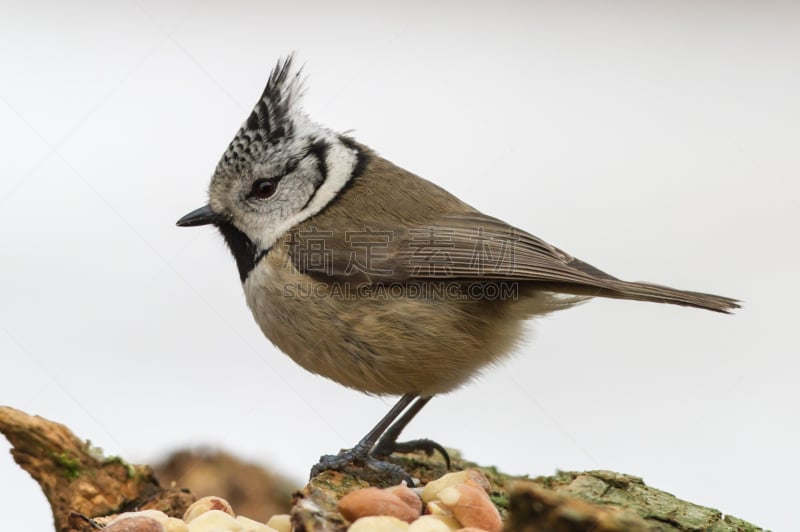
[
  {"left": 251, "top": 125, "right": 358, "bottom": 251},
  {"left": 302, "top": 140, "right": 358, "bottom": 214}
]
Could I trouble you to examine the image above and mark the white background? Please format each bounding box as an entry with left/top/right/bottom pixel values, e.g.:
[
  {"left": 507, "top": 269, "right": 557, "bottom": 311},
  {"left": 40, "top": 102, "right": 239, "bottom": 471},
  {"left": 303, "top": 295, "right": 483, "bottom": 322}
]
[{"left": 1, "top": 1, "right": 798, "bottom": 530}]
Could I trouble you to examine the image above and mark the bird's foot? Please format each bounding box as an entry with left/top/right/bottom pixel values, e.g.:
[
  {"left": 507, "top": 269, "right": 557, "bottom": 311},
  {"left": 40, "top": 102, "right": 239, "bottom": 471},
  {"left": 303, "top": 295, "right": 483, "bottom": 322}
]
[
  {"left": 371, "top": 438, "right": 451, "bottom": 469},
  {"left": 310, "top": 447, "right": 415, "bottom": 486}
]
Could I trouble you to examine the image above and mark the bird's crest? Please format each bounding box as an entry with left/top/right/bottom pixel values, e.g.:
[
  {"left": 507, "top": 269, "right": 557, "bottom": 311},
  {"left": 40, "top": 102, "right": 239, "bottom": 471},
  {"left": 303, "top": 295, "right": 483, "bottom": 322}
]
[{"left": 219, "top": 55, "right": 305, "bottom": 173}]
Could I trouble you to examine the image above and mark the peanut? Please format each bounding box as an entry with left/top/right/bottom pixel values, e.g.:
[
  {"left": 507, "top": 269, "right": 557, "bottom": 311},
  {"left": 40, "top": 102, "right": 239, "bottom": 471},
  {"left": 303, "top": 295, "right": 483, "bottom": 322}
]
[
  {"left": 339, "top": 487, "right": 421, "bottom": 523},
  {"left": 438, "top": 484, "right": 502, "bottom": 532}
]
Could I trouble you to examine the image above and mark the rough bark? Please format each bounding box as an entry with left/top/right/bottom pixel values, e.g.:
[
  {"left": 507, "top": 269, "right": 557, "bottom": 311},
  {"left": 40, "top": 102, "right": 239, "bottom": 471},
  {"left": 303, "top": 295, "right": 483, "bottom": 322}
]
[
  {"left": 0, "top": 406, "right": 193, "bottom": 531},
  {"left": 291, "top": 452, "right": 763, "bottom": 532},
  {"left": 1, "top": 406, "right": 763, "bottom": 532}
]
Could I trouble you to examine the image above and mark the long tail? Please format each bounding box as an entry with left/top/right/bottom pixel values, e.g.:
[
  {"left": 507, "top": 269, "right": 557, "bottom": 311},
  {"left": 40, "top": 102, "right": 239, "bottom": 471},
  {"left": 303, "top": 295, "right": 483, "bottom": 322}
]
[
  {"left": 604, "top": 280, "right": 739, "bottom": 313},
  {"left": 552, "top": 279, "right": 740, "bottom": 313}
]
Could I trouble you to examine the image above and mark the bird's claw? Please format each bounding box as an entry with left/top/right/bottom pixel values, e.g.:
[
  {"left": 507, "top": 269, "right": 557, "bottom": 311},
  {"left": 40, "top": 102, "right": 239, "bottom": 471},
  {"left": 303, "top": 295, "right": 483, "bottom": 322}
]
[
  {"left": 310, "top": 450, "right": 415, "bottom": 486},
  {"left": 371, "top": 438, "right": 451, "bottom": 469}
]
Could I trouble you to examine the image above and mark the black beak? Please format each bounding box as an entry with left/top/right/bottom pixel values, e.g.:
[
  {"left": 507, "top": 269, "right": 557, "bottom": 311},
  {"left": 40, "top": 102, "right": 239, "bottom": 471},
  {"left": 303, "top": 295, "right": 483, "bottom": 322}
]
[{"left": 176, "top": 204, "right": 220, "bottom": 227}]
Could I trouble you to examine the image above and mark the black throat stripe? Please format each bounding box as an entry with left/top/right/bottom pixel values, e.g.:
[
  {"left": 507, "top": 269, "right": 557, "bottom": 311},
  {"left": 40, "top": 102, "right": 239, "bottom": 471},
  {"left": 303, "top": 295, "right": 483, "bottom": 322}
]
[{"left": 215, "top": 220, "right": 261, "bottom": 283}]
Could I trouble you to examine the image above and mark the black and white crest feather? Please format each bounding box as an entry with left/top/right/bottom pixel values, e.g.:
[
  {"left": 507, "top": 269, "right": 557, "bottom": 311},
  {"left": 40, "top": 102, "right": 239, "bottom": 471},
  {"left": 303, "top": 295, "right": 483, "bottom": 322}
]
[
  {"left": 219, "top": 56, "right": 305, "bottom": 174},
  {"left": 207, "top": 54, "right": 363, "bottom": 266}
]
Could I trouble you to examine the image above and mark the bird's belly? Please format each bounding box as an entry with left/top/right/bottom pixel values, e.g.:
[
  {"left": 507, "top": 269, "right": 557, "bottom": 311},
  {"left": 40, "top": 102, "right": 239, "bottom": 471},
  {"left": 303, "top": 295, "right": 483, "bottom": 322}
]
[{"left": 244, "top": 266, "right": 528, "bottom": 395}]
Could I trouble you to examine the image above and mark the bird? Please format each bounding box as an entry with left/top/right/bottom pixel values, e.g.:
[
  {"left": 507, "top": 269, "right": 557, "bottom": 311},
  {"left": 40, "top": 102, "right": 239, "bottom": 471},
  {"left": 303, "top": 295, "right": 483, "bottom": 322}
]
[{"left": 177, "top": 56, "right": 739, "bottom": 484}]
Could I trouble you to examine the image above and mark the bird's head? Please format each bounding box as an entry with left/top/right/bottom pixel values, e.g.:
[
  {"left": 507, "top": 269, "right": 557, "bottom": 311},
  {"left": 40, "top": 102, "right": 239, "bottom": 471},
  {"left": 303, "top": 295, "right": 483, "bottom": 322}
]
[{"left": 177, "top": 56, "right": 362, "bottom": 281}]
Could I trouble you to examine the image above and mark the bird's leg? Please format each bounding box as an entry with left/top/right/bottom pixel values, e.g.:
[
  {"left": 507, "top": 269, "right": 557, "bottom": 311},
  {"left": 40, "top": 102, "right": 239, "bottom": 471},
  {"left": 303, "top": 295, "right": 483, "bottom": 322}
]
[
  {"left": 310, "top": 394, "right": 418, "bottom": 485},
  {"left": 370, "top": 396, "right": 450, "bottom": 469}
]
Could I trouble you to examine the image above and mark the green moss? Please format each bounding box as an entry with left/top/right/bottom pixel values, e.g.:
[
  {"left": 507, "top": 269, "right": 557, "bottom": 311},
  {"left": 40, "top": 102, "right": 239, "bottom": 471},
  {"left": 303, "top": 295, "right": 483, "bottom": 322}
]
[
  {"left": 51, "top": 452, "right": 82, "bottom": 480},
  {"left": 105, "top": 455, "right": 136, "bottom": 479},
  {"left": 489, "top": 492, "right": 510, "bottom": 510},
  {"left": 721, "top": 514, "right": 765, "bottom": 532}
]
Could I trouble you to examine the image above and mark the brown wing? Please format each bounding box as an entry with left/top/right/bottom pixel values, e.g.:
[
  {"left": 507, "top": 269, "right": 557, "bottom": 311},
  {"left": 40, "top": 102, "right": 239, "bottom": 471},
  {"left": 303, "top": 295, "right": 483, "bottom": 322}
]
[
  {"left": 385, "top": 210, "right": 620, "bottom": 284},
  {"left": 287, "top": 208, "right": 739, "bottom": 313},
  {"left": 287, "top": 208, "right": 585, "bottom": 281}
]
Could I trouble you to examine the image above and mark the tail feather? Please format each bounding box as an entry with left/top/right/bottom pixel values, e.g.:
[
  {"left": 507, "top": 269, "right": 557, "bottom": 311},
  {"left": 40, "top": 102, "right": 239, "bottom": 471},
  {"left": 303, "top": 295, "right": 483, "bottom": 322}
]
[
  {"left": 548, "top": 255, "right": 739, "bottom": 313},
  {"left": 582, "top": 280, "right": 740, "bottom": 313}
]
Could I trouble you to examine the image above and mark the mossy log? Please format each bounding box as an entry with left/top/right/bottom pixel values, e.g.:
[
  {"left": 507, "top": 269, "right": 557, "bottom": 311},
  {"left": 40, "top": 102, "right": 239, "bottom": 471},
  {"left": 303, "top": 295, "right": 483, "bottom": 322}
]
[
  {"left": 292, "top": 452, "right": 762, "bottom": 532},
  {"left": 0, "top": 406, "right": 762, "bottom": 531},
  {"left": 0, "top": 406, "right": 193, "bottom": 531}
]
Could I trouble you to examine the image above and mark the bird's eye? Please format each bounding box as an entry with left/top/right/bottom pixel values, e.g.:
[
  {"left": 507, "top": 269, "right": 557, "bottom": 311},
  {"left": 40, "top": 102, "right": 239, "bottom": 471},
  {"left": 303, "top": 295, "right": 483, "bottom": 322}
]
[{"left": 249, "top": 178, "right": 278, "bottom": 199}]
